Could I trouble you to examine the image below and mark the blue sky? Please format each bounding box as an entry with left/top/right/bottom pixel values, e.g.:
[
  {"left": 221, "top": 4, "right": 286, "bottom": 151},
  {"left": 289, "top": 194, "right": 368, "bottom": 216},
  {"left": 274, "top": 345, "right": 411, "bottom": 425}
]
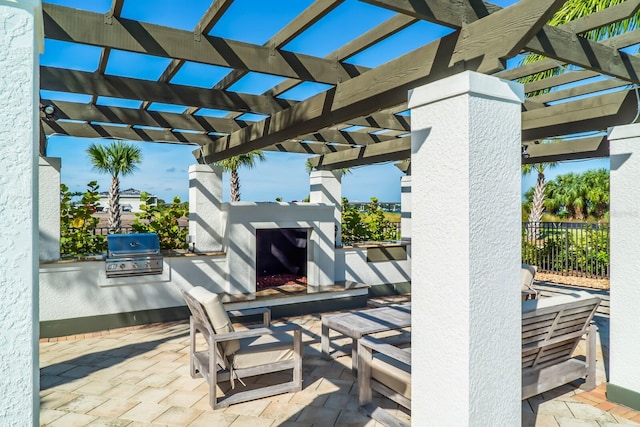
[{"left": 41, "top": 0, "right": 609, "bottom": 202}]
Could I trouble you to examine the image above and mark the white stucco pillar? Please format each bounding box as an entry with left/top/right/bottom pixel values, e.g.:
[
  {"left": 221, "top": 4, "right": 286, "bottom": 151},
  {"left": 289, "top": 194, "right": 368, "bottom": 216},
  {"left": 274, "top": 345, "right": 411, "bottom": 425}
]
[
  {"left": 39, "top": 157, "right": 60, "bottom": 261},
  {"left": 188, "top": 164, "right": 224, "bottom": 252},
  {"left": 607, "top": 124, "right": 640, "bottom": 410},
  {"left": 400, "top": 175, "right": 411, "bottom": 240},
  {"left": 0, "top": 1, "right": 43, "bottom": 425},
  {"left": 409, "top": 71, "right": 523, "bottom": 425},
  {"left": 309, "top": 170, "right": 342, "bottom": 246}
]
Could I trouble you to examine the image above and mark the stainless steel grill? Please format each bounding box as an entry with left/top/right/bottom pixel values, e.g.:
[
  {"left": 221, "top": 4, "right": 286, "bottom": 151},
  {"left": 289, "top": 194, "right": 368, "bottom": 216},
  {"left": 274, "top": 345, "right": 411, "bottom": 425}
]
[{"left": 105, "top": 233, "right": 163, "bottom": 278}]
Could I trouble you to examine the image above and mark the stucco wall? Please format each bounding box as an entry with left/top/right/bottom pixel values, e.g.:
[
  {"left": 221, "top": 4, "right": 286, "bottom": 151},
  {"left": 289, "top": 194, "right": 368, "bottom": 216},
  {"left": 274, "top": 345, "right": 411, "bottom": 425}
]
[
  {"left": 608, "top": 124, "right": 640, "bottom": 397},
  {"left": 39, "top": 255, "right": 227, "bottom": 322},
  {"left": 335, "top": 246, "right": 411, "bottom": 285},
  {"left": 0, "top": 2, "right": 41, "bottom": 425}
]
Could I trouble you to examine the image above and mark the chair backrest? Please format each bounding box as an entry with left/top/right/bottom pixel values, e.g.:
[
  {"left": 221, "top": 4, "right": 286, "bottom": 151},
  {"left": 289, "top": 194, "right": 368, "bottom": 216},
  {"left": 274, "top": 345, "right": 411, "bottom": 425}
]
[
  {"left": 182, "top": 287, "right": 240, "bottom": 356},
  {"left": 521, "top": 264, "right": 537, "bottom": 291},
  {"left": 522, "top": 291, "right": 600, "bottom": 371}
]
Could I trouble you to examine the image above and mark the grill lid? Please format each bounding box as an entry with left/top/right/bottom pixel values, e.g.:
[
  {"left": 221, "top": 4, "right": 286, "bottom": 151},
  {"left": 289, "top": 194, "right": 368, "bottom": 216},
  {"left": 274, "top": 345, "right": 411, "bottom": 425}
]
[{"left": 106, "top": 233, "right": 160, "bottom": 257}]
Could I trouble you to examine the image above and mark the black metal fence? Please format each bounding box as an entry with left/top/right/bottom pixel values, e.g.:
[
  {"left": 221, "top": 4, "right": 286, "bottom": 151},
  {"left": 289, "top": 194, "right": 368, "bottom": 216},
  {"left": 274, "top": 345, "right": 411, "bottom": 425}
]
[{"left": 522, "top": 222, "right": 610, "bottom": 279}]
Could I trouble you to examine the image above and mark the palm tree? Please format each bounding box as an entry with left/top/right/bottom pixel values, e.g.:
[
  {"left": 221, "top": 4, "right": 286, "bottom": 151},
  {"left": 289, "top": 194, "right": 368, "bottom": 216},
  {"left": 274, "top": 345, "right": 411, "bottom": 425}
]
[
  {"left": 215, "top": 151, "right": 265, "bottom": 202},
  {"left": 87, "top": 141, "right": 142, "bottom": 232},
  {"left": 522, "top": 161, "right": 556, "bottom": 239},
  {"left": 584, "top": 168, "right": 610, "bottom": 219}
]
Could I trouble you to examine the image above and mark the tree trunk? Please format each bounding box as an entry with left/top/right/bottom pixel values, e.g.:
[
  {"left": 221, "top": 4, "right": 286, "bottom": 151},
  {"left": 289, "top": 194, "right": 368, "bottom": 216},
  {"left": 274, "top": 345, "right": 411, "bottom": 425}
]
[
  {"left": 527, "top": 172, "right": 546, "bottom": 240},
  {"left": 230, "top": 168, "right": 240, "bottom": 202},
  {"left": 108, "top": 176, "right": 121, "bottom": 232}
]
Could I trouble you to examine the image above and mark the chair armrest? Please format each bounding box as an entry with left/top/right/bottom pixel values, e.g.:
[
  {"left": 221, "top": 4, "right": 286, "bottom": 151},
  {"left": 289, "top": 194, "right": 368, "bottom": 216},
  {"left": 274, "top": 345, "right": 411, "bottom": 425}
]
[
  {"left": 228, "top": 307, "right": 271, "bottom": 327},
  {"left": 358, "top": 336, "right": 411, "bottom": 366},
  {"left": 212, "top": 323, "right": 301, "bottom": 343}
]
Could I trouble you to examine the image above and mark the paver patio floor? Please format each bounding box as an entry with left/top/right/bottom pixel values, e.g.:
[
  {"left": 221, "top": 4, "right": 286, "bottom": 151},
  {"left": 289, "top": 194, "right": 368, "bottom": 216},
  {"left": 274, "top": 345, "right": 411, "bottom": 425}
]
[{"left": 40, "top": 300, "right": 639, "bottom": 426}]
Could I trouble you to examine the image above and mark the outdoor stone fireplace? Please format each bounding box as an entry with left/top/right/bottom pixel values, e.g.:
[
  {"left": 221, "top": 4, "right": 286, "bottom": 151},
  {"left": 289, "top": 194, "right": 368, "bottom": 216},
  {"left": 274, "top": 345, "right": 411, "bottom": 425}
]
[{"left": 223, "top": 202, "right": 335, "bottom": 294}]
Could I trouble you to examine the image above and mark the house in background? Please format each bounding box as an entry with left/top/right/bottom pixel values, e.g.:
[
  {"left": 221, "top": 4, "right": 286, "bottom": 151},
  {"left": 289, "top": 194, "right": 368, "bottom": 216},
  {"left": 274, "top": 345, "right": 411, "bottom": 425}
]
[{"left": 97, "top": 188, "right": 157, "bottom": 213}]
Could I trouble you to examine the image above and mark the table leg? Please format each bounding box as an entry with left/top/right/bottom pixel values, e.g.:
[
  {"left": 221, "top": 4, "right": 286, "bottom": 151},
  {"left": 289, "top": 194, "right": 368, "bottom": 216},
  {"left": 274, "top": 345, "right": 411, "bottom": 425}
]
[
  {"left": 351, "top": 337, "right": 358, "bottom": 372},
  {"left": 321, "top": 322, "right": 330, "bottom": 360}
]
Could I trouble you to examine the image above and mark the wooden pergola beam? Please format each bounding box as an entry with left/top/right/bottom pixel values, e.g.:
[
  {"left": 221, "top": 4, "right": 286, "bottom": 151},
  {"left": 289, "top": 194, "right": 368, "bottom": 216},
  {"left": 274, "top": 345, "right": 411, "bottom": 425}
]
[
  {"left": 308, "top": 137, "right": 410, "bottom": 170},
  {"left": 298, "top": 129, "right": 399, "bottom": 146},
  {"left": 522, "top": 136, "right": 608, "bottom": 163},
  {"left": 40, "top": 67, "right": 295, "bottom": 115},
  {"left": 42, "top": 3, "right": 366, "bottom": 85},
  {"left": 41, "top": 100, "right": 249, "bottom": 134},
  {"left": 42, "top": 120, "right": 219, "bottom": 146},
  {"left": 522, "top": 89, "right": 636, "bottom": 140},
  {"left": 529, "top": 78, "right": 629, "bottom": 105}
]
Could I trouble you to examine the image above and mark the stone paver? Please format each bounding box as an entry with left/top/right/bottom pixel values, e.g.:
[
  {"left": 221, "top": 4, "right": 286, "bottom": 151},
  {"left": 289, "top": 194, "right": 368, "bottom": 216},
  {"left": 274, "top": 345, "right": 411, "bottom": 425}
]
[{"left": 39, "top": 304, "right": 639, "bottom": 426}]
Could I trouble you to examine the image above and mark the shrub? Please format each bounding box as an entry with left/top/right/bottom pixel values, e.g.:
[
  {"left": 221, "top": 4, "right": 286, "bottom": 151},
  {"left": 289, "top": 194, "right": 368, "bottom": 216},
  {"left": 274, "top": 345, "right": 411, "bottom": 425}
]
[
  {"left": 60, "top": 181, "right": 106, "bottom": 256},
  {"left": 132, "top": 193, "right": 189, "bottom": 250},
  {"left": 341, "top": 197, "right": 399, "bottom": 244}
]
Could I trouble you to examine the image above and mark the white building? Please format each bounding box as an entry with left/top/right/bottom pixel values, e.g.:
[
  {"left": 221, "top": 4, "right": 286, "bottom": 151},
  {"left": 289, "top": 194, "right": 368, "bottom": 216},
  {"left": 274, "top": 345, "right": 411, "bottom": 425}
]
[{"left": 97, "top": 188, "right": 157, "bottom": 213}]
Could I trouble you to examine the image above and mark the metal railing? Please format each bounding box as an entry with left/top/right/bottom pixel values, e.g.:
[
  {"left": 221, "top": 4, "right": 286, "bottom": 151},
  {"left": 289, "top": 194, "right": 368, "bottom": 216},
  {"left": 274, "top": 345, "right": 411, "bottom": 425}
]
[{"left": 522, "top": 222, "right": 609, "bottom": 279}]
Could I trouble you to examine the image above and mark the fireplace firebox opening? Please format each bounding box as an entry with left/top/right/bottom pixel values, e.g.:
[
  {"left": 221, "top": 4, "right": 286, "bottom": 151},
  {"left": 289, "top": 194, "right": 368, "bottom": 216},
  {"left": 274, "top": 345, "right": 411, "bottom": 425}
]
[{"left": 256, "top": 228, "right": 308, "bottom": 290}]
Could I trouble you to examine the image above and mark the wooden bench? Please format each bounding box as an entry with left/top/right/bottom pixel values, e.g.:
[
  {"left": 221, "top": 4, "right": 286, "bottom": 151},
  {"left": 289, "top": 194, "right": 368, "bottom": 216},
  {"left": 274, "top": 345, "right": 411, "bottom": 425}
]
[
  {"left": 522, "top": 291, "right": 601, "bottom": 399},
  {"left": 356, "top": 291, "right": 601, "bottom": 426}
]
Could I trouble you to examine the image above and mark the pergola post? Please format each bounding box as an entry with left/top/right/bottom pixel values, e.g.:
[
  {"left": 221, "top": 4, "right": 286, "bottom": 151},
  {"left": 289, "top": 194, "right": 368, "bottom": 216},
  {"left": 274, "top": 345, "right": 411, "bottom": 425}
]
[
  {"left": 39, "top": 157, "right": 61, "bottom": 261},
  {"left": 0, "top": 0, "right": 43, "bottom": 424},
  {"left": 188, "top": 164, "right": 224, "bottom": 252},
  {"left": 309, "top": 170, "right": 342, "bottom": 246},
  {"left": 607, "top": 124, "right": 640, "bottom": 411},
  {"left": 400, "top": 175, "right": 411, "bottom": 240},
  {"left": 409, "top": 71, "right": 523, "bottom": 425}
]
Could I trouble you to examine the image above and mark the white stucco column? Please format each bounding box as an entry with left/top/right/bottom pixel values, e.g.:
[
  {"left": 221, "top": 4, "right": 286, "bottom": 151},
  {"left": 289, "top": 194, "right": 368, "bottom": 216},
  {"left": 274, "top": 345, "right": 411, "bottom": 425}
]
[
  {"left": 409, "top": 71, "right": 523, "bottom": 425},
  {"left": 39, "top": 157, "right": 60, "bottom": 261},
  {"left": 189, "top": 164, "right": 224, "bottom": 252},
  {"left": 309, "top": 170, "right": 342, "bottom": 246},
  {"left": 0, "top": 1, "right": 43, "bottom": 425},
  {"left": 400, "top": 175, "right": 411, "bottom": 240},
  {"left": 607, "top": 124, "right": 640, "bottom": 411}
]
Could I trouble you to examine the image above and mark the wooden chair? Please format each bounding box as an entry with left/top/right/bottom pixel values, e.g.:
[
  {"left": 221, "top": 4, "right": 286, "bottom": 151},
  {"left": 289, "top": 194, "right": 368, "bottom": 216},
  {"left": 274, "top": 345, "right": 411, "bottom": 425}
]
[
  {"left": 181, "top": 286, "right": 302, "bottom": 409},
  {"left": 522, "top": 263, "right": 538, "bottom": 301},
  {"left": 522, "top": 291, "right": 601, "bottom": 399},
  {"left": 358, "top": 334, "right": 411, "bottom": 427}
]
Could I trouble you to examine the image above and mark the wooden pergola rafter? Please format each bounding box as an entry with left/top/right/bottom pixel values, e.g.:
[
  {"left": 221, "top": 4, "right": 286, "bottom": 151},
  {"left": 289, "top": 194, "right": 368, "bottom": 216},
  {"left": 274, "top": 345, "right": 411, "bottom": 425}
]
[{"left": 39, "top": 0, "right": 640, "bottom": 169}]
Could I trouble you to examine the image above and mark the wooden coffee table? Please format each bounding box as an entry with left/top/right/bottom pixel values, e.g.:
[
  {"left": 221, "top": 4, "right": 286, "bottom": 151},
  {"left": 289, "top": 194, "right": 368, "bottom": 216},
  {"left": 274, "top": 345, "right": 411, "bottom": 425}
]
[{"left": 321, "top": 304, "right": 411, "bottom": 371}]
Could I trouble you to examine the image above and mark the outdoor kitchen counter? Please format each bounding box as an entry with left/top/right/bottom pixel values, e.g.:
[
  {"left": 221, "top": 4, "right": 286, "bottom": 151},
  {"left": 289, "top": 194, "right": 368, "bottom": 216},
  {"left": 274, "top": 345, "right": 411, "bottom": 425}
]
[
  {"left": 40, "top": 250, "right": 226, "bottom": 264},
  {"left": 340, "top": 241, "right": 409, "bottom": 263}
]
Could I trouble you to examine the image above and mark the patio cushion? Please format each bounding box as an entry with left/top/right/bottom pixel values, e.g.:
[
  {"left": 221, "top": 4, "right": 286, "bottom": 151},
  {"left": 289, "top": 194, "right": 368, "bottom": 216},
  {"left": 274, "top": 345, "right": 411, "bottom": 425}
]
[
  {"left": 189, "top": 286, "right": 240, "bottom": 356},
  {"left": 521, "top": 264, "right": 537, "bottom": 291},
  {"left": 522, "top": 290, "right": 593, "bottom": 313},
  {"left": 371, "top": 347, "right": 411, "bottom": 400},
  {"left": 232, "top": 333, "right": 295, "bottom": 370}
]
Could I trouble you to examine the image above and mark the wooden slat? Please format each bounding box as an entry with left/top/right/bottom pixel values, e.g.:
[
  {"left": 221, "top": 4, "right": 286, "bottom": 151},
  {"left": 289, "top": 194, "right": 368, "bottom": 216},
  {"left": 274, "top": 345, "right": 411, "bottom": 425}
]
[
  {"left": 529, "top": 79, "right": 628, "bottom": 104},
  {"left": 40, "top": 67, "right": 294, "bottom": 115},
  {"left": 522, "top": 137, "right": 609, "bottom": 164},
  {"left": 43, "top": 3, "right": 365, "bottom": 85},
  {"left": 308, "top": 138, "right": 410, "bottom": 170},
  {"left": 42, "top": 120, "right": 216, "bottom": 146},
  {"left": 42, "top": 100, "right": 248, "bottom": 133}
]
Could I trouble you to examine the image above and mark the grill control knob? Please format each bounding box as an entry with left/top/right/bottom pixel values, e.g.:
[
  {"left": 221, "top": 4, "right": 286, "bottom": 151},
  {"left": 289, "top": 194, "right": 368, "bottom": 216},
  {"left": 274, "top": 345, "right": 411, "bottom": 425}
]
[
  {"left": 131, "top": 263, "right": 138, "bottom": 269},
  {"left": 120, "top": 263, "right": 126, "bottom": 269}
]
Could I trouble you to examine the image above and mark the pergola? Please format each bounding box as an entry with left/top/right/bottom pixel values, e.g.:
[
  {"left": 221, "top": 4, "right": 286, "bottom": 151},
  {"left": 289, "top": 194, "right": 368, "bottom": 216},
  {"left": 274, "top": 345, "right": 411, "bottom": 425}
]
[
  {"left": 39, "top": 0, "right": 640, "bottom": 168},
  {"left": 3, "top": 0, "right": 640, "bottom": 425}
]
